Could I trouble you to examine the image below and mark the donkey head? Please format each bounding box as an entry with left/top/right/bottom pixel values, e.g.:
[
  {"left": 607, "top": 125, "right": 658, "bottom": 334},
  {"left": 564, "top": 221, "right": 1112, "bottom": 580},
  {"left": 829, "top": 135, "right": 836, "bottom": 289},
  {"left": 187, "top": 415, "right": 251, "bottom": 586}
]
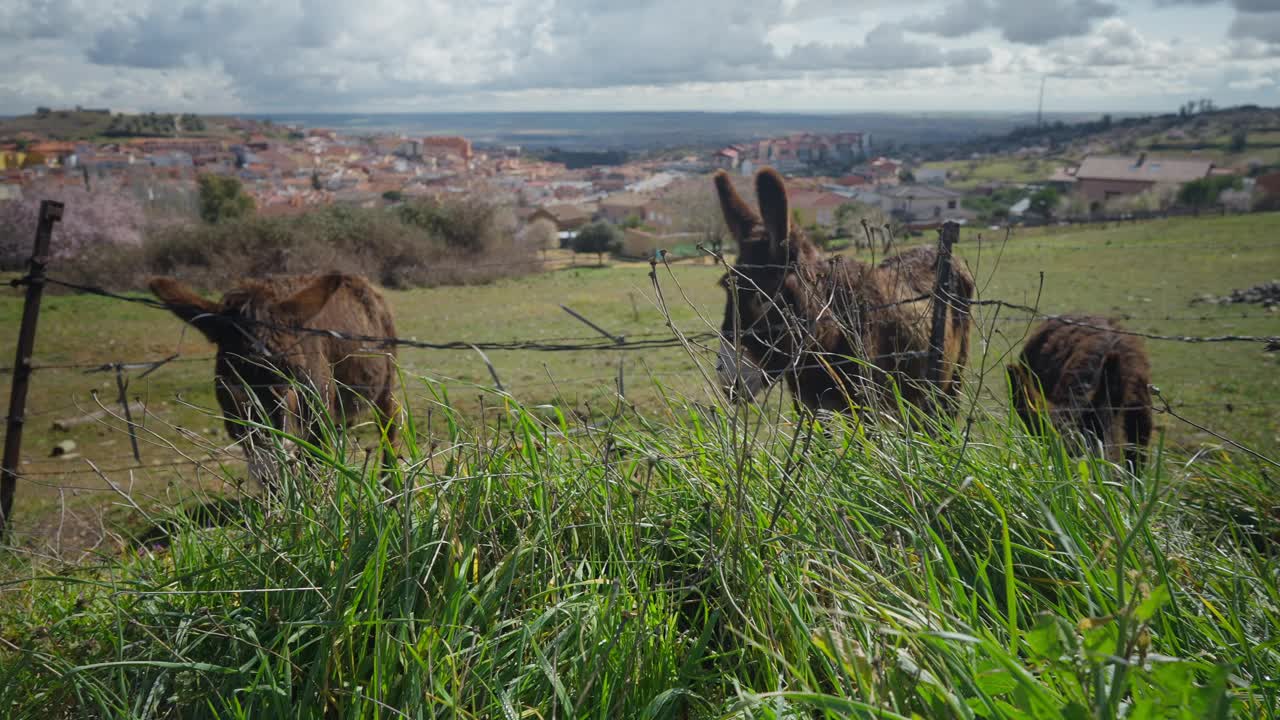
[
  {"left": 150, "top": 274, "right": 346, "bottom": 444},
  {"left": 713, "top": 168, "right": 821, "bottom": 402}
]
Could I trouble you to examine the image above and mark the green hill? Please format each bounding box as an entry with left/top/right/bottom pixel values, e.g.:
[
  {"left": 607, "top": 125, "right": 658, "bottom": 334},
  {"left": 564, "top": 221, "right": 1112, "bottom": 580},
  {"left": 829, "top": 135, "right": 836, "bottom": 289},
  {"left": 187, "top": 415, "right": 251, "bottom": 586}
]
[{"left": 0, "top": 108, "right": 232, "bottom": 142}]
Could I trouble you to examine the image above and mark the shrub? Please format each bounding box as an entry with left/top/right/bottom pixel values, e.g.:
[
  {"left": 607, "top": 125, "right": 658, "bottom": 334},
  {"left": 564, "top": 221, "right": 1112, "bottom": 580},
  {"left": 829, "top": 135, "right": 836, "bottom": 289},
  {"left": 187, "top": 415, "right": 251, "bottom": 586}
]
[
  {"left": 1177, "top": 175, "right": 1242, "bottom": 209},
  {"left": 126, "top": 199, "right": 533, "bottom": 291},
  {"left": 197, "top": 174, "right": 255, "bottom": 224}
]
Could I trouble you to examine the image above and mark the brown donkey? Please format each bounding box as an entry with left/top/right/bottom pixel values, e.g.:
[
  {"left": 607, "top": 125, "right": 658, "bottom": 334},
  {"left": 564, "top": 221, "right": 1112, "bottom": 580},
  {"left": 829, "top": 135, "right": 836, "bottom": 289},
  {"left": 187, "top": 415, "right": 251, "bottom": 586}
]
[
  {"left": 150, "top": 273, "right": 399, "bottom": 483},
  {"left": 713, "top": 168, "right": 975, "bottom": 421},
  {"left": 1008, "top": 316, "right": 1154, "bottom": 470}
]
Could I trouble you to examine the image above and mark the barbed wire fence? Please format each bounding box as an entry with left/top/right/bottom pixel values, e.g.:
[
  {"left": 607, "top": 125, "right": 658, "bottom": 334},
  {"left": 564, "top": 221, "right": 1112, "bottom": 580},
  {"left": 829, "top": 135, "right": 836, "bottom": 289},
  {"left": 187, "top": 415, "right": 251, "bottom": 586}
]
[{"left": 3, "top": 204, "right": 1279, "bottom": 544}]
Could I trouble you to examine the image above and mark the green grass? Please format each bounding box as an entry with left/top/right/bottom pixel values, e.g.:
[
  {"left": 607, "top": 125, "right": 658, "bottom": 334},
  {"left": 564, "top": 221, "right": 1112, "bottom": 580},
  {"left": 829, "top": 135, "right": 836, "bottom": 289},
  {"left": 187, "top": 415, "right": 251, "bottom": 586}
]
[
  {"left": 920, "top": 158, "right": 1060, "bottom": 189},
  {"left": 1, "top": 213, "right": 1278, "bottom": 551},
  {"left": 1, "top": 381, "right": 1277, "bottom": 718},
  {"left": 1, "top": 213, "right": 1279, "bottom": 717}
]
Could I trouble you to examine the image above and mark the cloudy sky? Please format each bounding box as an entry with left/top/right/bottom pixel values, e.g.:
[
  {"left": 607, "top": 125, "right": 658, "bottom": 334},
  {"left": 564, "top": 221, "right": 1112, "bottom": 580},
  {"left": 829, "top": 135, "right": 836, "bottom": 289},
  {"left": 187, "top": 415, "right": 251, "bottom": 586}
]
[{"left": 1, "top": 0, "right": 1278, "bottom": 115}]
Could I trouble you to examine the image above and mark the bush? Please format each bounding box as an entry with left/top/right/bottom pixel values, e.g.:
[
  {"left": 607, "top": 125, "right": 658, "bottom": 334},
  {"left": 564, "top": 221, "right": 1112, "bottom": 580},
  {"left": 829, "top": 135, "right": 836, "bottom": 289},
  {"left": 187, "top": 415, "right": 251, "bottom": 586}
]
[
  {"left": 572, "top": 221, "right": 622, "bottom": 264},
  {"left": 198, "top": 175, "right": 255, "bottom": 224},
  {"left": 396, "top": 197, "right": 505, "bottom": 254},
  {"left": 60, "top": 198, "right": 534, "bottom": 291},
  {"left": 1177, "top": 175, "right": 1242, "bottom": 209}
]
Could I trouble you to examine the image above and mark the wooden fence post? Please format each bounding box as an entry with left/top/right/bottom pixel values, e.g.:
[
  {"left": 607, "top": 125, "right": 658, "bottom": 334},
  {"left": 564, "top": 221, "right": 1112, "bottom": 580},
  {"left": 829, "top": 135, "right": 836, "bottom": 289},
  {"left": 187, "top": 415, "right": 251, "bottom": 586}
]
[
  {"left": 926, "top": 221, "right": 960, "bottom": 391},
  {"left": 2, "top": 200, "right": 63, "bottom": 541}
]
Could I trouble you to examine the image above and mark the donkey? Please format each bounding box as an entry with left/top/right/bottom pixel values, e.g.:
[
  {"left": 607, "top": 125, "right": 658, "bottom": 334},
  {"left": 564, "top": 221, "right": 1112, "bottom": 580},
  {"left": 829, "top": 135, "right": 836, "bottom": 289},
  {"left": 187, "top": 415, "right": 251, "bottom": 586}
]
[
  {"left": 150, "top": 273, "right": 400, "bottom": 484},
  {"left": 714, "top": 168, "right": 975, "bottom": 422},
  {"left": 1007, "top": 315, "right": 1153, "bottom": 471}
]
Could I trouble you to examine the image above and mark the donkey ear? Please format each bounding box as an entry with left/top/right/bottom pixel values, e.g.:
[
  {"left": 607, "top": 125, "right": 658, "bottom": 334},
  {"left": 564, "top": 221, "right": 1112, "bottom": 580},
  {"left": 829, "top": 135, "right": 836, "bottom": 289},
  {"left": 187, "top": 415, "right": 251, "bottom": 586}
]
[
  {"left": 755, "top": 167, "right": 789, "bottom": 246},
  {"left": 277, "top": 273, "right": 344, "bottom": 323},
  {"left": 149, "top": 277, "right": 224, "bottom": 342},
  {"left": 713, "top": 170, "right": 759, "bottom": 241}
]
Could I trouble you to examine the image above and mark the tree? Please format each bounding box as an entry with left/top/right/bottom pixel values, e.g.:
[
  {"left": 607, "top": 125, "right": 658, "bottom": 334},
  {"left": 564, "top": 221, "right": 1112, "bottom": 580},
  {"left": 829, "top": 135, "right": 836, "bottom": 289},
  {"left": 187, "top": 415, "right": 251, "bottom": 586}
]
[
  {"left": 381, "top": 190, "right": 404, "bottom": 203},
  {"left": 1230, "top": 130, "right": 1247, "bottom": 153},
  {"left": 198, "top": 174, "right": 255, "bottom": 224},
  {"left": 834, "top": 203, "right": 860, "bottom": 238},
  {"left": 1028, "top": 187, "right": 1060, "bottom": 220},
  {"left": 0, "top": 181, "right": 144, "bottom": 270},
  {"left": 1177, "top": 176, "right": 1241, "bottom": 210},
  {"left": 519, "top": 218, "right": 559, "bottom": 253},
  {"left": 572, "top": 221, "right": 622, "bottom": 264}
]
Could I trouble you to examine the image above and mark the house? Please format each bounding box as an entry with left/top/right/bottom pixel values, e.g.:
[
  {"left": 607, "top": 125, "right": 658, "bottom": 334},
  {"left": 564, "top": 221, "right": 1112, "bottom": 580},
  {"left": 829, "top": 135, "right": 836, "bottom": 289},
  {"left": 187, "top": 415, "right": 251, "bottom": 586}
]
[
  {"left": 530, "top": 204, "right": 594, "bottom": 232},
  {"left": 877, "top": 185, "right": 964, "bottom": 222},
  {"left": 712, "top": 147, "right": 741, "bottom": 170},
  {"left": 867, "top": 157, "right": 901, "bottom": 186},
  {"left": 598, "top": 193, "right": 651, "bottom": 224},
  {"left": 1045, "top": 166, "right": 1078, "bottom": 192},
  {"left": 788, "top": 190, "right": 848, "bottom": 227},
  {"left": 422, "top": 136, "right": 472, "bottom": 163},
  {"left": 1073, "top": 154, "right": 1213, "bottom": 205}
]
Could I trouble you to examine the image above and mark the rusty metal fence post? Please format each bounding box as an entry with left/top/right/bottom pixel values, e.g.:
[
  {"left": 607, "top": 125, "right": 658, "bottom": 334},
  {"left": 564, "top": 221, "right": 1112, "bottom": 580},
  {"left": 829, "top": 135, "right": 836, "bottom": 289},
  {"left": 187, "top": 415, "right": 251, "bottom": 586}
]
[{"left": 1, "top": 200, "right": 64, "bottom": 541}]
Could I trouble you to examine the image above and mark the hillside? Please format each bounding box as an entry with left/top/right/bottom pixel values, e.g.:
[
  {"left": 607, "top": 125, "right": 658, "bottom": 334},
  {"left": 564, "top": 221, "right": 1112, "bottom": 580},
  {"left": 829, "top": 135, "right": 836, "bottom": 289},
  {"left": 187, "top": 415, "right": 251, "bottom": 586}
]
[
  {"left": 0, "top": 108, "right": 235, "bottom": 142},
  {"left": 917, "top": 104, "right": 1280, "bottom": 170}
]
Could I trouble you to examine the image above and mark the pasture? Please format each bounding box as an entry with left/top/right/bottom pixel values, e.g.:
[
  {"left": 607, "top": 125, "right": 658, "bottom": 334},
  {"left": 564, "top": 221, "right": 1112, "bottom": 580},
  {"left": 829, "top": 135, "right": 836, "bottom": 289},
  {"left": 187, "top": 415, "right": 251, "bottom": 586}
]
[{"left": 1, "top": 212, "right": 1279, "bottom": 718}]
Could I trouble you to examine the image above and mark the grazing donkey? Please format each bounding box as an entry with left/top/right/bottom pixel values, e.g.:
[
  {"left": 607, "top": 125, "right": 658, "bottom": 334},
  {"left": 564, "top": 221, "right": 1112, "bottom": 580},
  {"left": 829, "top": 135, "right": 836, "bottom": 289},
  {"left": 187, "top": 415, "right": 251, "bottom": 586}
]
[
  {"left": 713, "top": 168, "right": 975, "bottom": 421},
  {"left": 150, "top": 273, "right": 399, "bottom": 483},
  {"left": 1007, "top": 316, "right": 1154, "bottom": 470}
]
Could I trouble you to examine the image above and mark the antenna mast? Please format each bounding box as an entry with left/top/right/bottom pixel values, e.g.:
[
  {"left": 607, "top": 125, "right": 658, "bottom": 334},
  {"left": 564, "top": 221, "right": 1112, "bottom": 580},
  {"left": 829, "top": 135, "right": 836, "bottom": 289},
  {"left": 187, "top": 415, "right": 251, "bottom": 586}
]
[{"left": 1036, "top": 74, "right": 1048, "bottom": 128}]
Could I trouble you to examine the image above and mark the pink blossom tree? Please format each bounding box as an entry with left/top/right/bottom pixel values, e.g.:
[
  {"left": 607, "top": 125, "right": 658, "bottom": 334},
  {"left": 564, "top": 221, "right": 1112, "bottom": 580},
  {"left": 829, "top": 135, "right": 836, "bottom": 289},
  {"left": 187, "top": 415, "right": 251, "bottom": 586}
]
[{"left": 0, "top": 180, "right": 146, "bottom": 270}]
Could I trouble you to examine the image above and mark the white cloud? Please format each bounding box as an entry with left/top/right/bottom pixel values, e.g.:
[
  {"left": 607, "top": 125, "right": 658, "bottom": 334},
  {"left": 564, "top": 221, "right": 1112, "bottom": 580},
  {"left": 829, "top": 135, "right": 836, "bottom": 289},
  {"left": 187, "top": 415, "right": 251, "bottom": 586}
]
[{"left": 0, "top": 0, "right": 1274, "bottom": 113}]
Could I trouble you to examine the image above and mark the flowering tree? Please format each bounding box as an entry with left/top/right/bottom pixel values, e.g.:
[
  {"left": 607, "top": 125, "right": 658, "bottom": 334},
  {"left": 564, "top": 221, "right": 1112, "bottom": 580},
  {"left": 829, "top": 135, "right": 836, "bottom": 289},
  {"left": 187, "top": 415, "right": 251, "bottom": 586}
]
[{"left": 0, "top": 181, "right": 146, "bottom": 270}]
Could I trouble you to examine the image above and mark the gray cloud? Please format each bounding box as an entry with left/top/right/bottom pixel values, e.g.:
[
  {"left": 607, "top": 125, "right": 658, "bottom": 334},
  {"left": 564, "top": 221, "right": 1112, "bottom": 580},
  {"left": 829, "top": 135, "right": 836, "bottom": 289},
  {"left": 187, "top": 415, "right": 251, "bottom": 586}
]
[
  {"left": 45, "top": 0, "right": 1000, "bottom": 107},
  {"left": 0, "top": 0, "right": 1274, "bottom": 112},
  {"left": 918, "top": 0, "right": 1118, "bottom": 44},
  {"left": 783, "top": 24, "right": 991, "bottom": 71},
  {"left": 1232, "top": 11, "right": 1280, "bottom": 42},
  {"left": 1157, "top": 0, "right": 1280, "bottom": 8}
]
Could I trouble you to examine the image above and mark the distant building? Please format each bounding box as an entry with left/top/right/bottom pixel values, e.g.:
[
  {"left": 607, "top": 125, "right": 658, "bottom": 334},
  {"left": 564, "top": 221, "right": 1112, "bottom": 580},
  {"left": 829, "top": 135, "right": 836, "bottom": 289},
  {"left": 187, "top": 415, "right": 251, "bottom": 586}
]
[
  {"left": 712, "top": 147, "right": 741, "bottom": 170},
  {"left": 1073, "top": 154, "right": 1214, "bottom": 206},
  {"left": 598, "top": 193, "right": 651, "bottom": 224},
  {"left": 878, "top": 185, "right": 965, "bottom": 223},
  {"left": 530, "top": 204, "right": 594, "bottom": 232},
  {"left": 422, "top": 136, "right": 472, "bottom": 163},
  {"left": 788, "top": 190, "right": 847, "bottom": 227}
]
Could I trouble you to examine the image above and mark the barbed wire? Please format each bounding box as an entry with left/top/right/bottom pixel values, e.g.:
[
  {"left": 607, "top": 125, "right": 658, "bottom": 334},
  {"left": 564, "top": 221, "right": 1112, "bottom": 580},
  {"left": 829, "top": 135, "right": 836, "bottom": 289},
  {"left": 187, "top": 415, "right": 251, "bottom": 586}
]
[{"left": 24, "top": 276, "right": 719, "bottom": 354}]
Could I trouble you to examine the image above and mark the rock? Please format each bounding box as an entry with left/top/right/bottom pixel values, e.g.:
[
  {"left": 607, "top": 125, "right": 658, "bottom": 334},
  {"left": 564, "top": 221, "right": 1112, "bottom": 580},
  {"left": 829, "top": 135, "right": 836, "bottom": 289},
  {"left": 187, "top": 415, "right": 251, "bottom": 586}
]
[
  {"left": 50, "top": 439, "right": 77, "bottom": 458},
  {"left": 1191, "top": 280, "right": 1280, "bottom": 308}
]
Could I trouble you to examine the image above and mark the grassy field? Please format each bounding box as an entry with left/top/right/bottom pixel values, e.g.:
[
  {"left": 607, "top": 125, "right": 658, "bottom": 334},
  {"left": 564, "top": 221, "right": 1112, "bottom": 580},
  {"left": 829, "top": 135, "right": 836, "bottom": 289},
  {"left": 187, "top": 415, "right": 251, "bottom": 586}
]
[
  {"left": 1, "top": 214, "right": 1278, "bottom": 548},
  {"left": 919, "top": 158, "right": 1061, "bottom": 189},
  {"left": 1, "top": 213, "right": 1278, "bottom": 718}
]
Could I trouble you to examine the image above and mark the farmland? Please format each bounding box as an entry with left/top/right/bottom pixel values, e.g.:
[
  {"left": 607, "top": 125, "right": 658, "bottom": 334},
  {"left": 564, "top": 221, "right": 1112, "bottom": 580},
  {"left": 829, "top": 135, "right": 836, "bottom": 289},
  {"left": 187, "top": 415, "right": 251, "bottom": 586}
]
[{"left": 1, "top": 212, "right": 1279, "bottom": 718}]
